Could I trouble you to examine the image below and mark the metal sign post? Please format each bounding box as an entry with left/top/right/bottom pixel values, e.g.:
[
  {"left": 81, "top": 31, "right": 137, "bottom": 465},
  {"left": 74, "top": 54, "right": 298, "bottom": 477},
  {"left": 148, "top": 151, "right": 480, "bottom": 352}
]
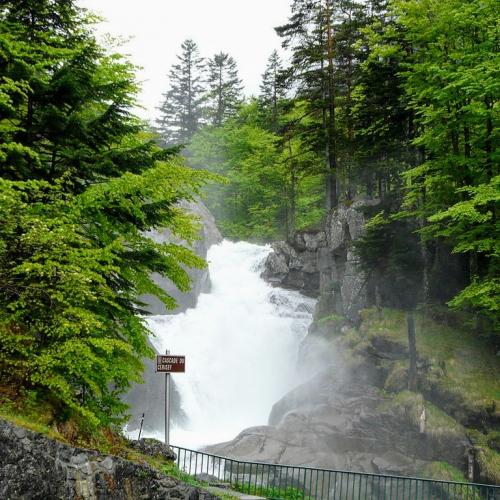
[
  {"left": 165, "top": 355, "right": 170, "bottom": 446},
  {"left": 156, "top": 351, "right": 185, "bottom": 446}
]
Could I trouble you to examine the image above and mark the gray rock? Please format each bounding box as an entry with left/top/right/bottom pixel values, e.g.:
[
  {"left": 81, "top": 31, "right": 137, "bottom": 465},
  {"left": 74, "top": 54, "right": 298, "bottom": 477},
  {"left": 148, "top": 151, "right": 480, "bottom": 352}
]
[
  {"left": 206, "top": 367, "right": 469, "bottom": 478},
  {"left": 264, "top": 250, "right": 288, "bottom": 279},
  {"left": 141, "top": 199, "right": 222, "bottom": 316},
  {"left": 71, "top": 453, "right": 89, "bottom": 466},
  {"left": 194, "top": 473, "right": 220, "bottom": 484},
  {"left": 0, "top": 419, "right": 216, "bottom": 500},
  {"left": 129, "top": 438, "right": 177, "bottom": 461},
  {"left": 99, "top": 456, "right": 114, "bottom": 471},
  {"left": 262, "top": 202, "right": 375, "bottom": 323}
]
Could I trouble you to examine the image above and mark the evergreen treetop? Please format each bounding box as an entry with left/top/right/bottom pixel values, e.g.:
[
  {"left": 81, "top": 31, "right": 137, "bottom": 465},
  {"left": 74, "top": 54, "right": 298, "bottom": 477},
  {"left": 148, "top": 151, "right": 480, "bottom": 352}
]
[
  {"left": 206, "top": 52, "right": 243, "bottom": 127},
  {"left": 156, "top": 39, "right": 206, "bottom": 147}
]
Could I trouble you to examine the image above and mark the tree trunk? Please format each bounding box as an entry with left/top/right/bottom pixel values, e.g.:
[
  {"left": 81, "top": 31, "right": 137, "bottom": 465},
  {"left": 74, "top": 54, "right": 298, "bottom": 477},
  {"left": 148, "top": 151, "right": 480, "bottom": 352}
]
[
  {"left": 285, "top": 138, "right": 298, "bottom": 239},
  {"left": 325, "top": 0, "right": 338, "bottom": 211},
  {"left": 407, "top": 312, "right": 417, "bottom": 391}
]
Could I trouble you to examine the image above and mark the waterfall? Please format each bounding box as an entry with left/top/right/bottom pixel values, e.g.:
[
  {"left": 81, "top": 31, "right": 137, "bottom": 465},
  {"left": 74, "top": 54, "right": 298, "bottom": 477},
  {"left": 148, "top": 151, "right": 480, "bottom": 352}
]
[{"left": 141, "top": 240, "right": 315, "bottom": 449}]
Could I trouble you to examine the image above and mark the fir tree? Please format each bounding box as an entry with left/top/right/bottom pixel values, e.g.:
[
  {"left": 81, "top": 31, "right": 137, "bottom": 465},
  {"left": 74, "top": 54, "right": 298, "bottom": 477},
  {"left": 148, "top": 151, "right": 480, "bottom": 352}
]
[
  {"left": 276, "top": 0, "right": 340, "bottom": 209},
  {"left": 259, "top": 50, "right": 288, "bottom": 132},
  {"left": 206, "top": 52, "right": 242, "bottom": 127},
  {"left": 157, "top": 39, "right": 206, "bottom": 146}
]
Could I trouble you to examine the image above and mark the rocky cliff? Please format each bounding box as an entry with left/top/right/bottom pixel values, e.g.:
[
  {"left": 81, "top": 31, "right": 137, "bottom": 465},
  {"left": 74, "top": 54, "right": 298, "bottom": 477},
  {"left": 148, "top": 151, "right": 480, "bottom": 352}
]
[
  {"left": 142, "top": 200, "right": 223, "bottom": 315},
  {"left": 206, "top": 326, "right": 471, "bottom": 479},
  {"left": 262, "top": 200, "right": 378, "bottom": 323},
  {"left": 0, "top": 419, "right": 216, "bottom": 499},
  {"left": 208, "top": 202, "right": 500, "bottom": 486}
]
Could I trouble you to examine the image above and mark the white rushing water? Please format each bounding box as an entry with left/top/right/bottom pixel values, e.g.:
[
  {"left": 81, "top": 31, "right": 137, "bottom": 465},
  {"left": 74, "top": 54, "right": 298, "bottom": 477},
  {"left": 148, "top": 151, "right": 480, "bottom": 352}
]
[{"left": 146, "top": 240, "right": 315, "bottom": 449}]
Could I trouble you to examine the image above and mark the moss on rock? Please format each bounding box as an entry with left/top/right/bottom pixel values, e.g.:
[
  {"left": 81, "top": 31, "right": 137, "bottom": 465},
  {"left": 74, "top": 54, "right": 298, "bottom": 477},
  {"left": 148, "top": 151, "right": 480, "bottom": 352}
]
[{"left": 420, "top": 461, "right": 468, "bottom": 482}]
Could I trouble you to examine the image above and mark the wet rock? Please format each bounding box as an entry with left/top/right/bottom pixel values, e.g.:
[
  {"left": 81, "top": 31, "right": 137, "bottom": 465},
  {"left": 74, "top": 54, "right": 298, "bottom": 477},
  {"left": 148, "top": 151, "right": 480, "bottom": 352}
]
[
  {"left": 262, "top": 239, "right": 320, "bottom": 295},
  {"left": 141, "top": 199, "right": 222, "bottom": 316},
  {"left": 207, "top": 369, "right": 469, "bottom": 478},
  {"left": 262, "top": 201, "right": 377, "bottom": 323},
  {"left": 293, "top": 231, "right": 327, "bottom": 252},
  {"left": 129, "top": 438, "right": 177, "bottom": 461},
  {"left": 370, "top": 336, "right": 408, "bottom": 360}
]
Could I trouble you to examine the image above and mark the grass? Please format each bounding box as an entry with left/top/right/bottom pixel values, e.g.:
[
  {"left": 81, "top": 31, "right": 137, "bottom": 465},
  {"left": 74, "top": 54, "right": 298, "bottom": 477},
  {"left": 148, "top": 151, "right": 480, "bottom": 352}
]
[
  {"left": 160, "top": 460, "right": 206, "bottom": 487},
  {"left": 467, "top": 430, "right": 500, "bottom": 485},
  {"left": 420, "top": 461, "right": 467, "bottom": 482},
  {"left": 358, "top": 308, "right": 500, "bottom": 406},
  {"left": 0, "top": 389, "right": 133, "bottom": 456},
  {"left": 317, "top": 313, "right": 344, "bottom": 327},
  {"left": 477, "top": 446, "right": 500, "bottom": 485},
  {"left": 234, "top": 482, "right": 311, "bottom": 499},
  {"left": 383, "top": 390, "right": 464, "bottom": 438}
]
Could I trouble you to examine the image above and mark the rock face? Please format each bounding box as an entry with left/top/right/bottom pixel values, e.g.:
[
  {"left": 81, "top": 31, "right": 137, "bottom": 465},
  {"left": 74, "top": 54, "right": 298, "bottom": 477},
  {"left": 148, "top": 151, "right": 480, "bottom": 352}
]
[
  {"left": 142, "top": 200, "right": 222, "bottom": 315},
  {"left": 262, "top": 201, "right": 377, "bottom": 323},
  {"left": 0, "top": 419, "right": 216, "bottom": 500},
  {"left": 207, "top": 200, "right": 498, "bottom": 486},
  {"left": 129, "top": 438, "right": 177, "bottom": 462},
  {"left": 205, "top": 338, "right": 470, "bottom": 479}
]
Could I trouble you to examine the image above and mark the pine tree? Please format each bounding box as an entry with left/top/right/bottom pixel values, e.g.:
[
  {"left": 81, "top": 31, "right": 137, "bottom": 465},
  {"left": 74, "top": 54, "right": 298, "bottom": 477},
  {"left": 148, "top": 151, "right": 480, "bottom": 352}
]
[
  {"left": 276, "top": 0, "right": 342, "bottom": 210},
  {"left": 259, "top": 50, "right": 288, "bottom": 132},
  {"left": 206, "top": 52, "right": 242, "bottom": 127},
  {"left": 157, "top": 39, "right": 206, "bottom": 146}
]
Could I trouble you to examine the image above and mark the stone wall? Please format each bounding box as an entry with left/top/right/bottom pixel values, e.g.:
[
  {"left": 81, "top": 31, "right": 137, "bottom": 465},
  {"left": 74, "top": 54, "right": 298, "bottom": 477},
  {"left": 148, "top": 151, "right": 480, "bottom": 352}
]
[{"left": 0, "top": 419, "right": 216, "bottom": 499}]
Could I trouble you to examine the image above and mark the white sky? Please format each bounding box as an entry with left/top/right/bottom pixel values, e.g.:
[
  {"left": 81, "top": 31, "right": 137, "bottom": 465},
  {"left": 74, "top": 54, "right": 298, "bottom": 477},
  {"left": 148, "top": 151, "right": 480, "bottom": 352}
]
[{"left": 78, "top": 0, "right": 291, "bottom": 120}]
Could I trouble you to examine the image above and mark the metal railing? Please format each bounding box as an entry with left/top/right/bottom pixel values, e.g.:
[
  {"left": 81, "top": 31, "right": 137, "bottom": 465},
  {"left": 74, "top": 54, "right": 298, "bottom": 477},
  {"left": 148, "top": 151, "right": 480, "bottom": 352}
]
[{"left": 170, "top": 445, "right": 500, "bottom": 499}]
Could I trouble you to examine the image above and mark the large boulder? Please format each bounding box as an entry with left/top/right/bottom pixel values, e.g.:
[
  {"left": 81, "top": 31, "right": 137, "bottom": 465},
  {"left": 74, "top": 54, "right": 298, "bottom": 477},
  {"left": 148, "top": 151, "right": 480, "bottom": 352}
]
[{"left": 205, "top": 363, "right": 470, "bottom": 478}]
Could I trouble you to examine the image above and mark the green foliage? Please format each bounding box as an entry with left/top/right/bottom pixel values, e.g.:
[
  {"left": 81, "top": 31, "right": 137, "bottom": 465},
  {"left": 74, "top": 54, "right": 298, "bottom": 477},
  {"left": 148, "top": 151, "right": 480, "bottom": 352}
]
[
  {"left": 355, "top": 209, "right": 424, "bottom": 309},
  {"left": 0, "top": 1, "right": 212, "bottom": 427},
  {"left": 189, "top": 101, "right": 325, "bottom": 240},
  {"left": 344, "top": 0, "right": 499, "bottom": 334},
  {"left": 161, "top": 461, "right": 204, "bottom": 487},
  {"left": 392, "top": 0, "right": 499, "bottom": 329},
  {"left": 421, "top": 462, "right": 467, "bottom": 482},
  {"left": 156, "top": 39, "right": 206, "bottom": 146},
  {"left": 357, "top": 308, "right": 500, "bottom": 405},
  {"left": 206, "top": 52, "right": 243, "bottom": 126},
  {"left": 190, "top": 112, "right": 284, "bottom": 239}
]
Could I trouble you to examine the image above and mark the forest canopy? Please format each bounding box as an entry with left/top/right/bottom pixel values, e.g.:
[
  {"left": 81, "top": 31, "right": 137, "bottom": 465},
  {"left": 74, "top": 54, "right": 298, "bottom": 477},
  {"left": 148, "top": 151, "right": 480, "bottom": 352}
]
[
  {"left": 155, "top": 0, "right": 498, "bottom": 336},
  {"left": 0, "top": 0, "right": 498, "bottom": 432}
]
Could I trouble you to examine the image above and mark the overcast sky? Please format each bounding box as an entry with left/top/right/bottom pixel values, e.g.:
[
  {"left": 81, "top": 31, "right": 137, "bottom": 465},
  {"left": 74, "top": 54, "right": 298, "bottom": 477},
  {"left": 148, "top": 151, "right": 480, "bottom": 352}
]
[{"left": 78, "top": 0, "right": 291, "bottom": 120}]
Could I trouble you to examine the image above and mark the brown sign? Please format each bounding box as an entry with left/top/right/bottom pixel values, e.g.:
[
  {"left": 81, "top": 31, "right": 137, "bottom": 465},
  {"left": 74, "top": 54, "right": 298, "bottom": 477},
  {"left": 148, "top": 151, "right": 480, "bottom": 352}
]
[{"left": 156, "top": 355, "right": 186, "bottom": 373}]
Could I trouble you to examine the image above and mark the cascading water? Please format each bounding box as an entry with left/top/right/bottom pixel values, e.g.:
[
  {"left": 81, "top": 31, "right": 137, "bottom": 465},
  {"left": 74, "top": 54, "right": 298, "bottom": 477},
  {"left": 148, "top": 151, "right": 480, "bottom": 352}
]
[{"left": 143, "top": 240, "right": 315, "bottom": 449}]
